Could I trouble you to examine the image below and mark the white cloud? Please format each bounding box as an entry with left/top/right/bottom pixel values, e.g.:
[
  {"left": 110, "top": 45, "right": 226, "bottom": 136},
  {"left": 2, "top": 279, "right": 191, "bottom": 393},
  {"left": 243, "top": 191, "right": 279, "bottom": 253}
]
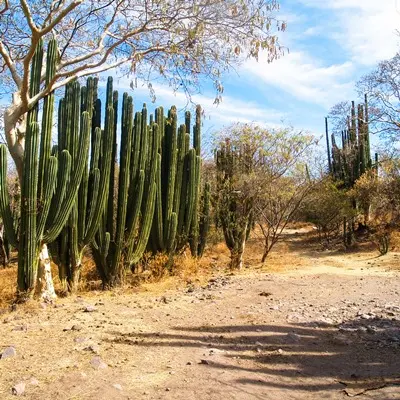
[
  {"left": 243, "top": 51, "right": 354, "bottom": 108},
  {"left": 108, "top": 75, "right": 286, "bottom": 129},
  {"left": 299, "top": 0, "right": 400, "bottom": 65}
]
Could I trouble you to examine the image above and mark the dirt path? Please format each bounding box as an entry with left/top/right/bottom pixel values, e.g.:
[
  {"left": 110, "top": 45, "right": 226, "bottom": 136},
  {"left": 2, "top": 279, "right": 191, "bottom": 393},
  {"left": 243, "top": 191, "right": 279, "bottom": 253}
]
[{"left": 1, "top": 232, "right": 399, "bottom": 399}]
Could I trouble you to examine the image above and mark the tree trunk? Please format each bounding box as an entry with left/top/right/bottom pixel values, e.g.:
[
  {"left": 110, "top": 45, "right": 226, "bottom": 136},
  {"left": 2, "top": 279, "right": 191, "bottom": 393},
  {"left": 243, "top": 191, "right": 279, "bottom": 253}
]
[
  {"left": 261, "top": 236, "right": 270, "bottom": 263},
  {"left": 261, "top": 248, "right": 269, "bottom": 263},
  {"left": 4, "top": 94, "right": 27, "bottom": 183},
  {"left": 35, "top": 244, "right": 57, "bottom": 301}
]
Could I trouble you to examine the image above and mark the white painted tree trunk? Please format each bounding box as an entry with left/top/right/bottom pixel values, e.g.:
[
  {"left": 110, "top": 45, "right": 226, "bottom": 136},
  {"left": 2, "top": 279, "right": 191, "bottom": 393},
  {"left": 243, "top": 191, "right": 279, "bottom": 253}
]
[
  {"left": 4, "top": 93, "right": 26, "bottom": 182},
  {"left": 36, "top": 244, "right": 57, "bottom": 301}
]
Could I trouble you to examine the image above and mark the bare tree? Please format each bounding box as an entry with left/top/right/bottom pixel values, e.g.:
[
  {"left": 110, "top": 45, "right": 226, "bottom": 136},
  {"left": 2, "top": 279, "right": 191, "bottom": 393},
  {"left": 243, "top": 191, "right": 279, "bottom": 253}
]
[
  {"left": 0, "top": 0, "right": 285, "bottom": 179},
  {"left": 357, "top": 53, "right": 400, "bottom": 140},
  {"left": 256, "top": 170, "right": 313, "bottom": 263}
]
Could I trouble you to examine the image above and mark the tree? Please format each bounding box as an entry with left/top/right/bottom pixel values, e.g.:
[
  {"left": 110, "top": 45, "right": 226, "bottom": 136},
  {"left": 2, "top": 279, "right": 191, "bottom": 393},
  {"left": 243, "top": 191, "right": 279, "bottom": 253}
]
[
  {"left": 301, "top": 177, "right": 354, "bottom": 246},
  {"left": 357, "top": 53, "right": 400, "bottom": 140},
  {"left": 255, "top": 168, "right": 313, "bottom": 263},
  {"left": 214, "top": 123, "right": 313, "bottom": 269},
  {"left": 0, "top": 0, "right": 285, "bottom": 180}
]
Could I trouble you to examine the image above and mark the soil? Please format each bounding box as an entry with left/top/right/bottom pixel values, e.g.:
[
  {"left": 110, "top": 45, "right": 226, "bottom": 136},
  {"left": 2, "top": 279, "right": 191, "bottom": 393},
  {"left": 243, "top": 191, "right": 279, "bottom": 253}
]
[{"left": 0, "top": 229, "right": 399, "bottom": 399}]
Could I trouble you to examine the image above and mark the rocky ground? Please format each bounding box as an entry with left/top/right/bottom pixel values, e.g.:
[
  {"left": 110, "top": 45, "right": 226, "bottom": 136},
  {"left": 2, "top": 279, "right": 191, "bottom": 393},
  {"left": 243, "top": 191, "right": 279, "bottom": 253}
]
[{"left": 0, "top": 230, "right": 399, "bottom": 399}]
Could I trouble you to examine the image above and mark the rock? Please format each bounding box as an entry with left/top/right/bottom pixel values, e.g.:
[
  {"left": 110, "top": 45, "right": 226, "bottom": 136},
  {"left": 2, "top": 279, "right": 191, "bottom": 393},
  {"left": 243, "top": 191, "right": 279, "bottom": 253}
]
[
  {"left": 12, "top": 325, "right": 27, "bottom": 332},
  {"left": 315, "top": 317, "right": 335, "bottom": 327},
  {"left": 84, "top": 344, "right": 100, "bottom": 354},
  {"left": 1, "top": 346, "right": 16, "bottom": 359},
  {"left": 11, "top": 382, "right": 25, "bottom": 396},
  {"left": 90, "top": 356, "right": 108, "bottom": 370},
  {"left": 84, "top": 305, "right": 97, "bottom": 313},
  {"left": 74, "top": 337, "right": 88, "bottom": 343},
  {"left": 286, "top": 333, "right": 301, "bottom": 343},
  {"left": 72, "top": 324, "right": 83, "bottom": 331},
  {"left": 186, "top": 361, "right": 192, "bottom": 365},
  {"left": 259, "top": 292, "right": 272, "bottom": 297},
  {"left": 187, "top": 286, "right": 195, "bottom": 293},
  {"left": 200, "top": 359, "right": 210, "bottom": 365},
  {"left": 29, "top": 378, "right": 39, "bottom": 386},
  {"left": 113, "top": 384, "right": 123, "bottom": 391}
]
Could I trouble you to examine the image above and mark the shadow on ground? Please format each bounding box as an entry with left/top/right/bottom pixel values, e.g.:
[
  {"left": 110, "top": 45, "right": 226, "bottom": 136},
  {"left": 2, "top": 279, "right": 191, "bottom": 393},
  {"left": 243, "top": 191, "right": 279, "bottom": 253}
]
[{"left": 106, "top": 316, "right": 400, "bottom": 394}]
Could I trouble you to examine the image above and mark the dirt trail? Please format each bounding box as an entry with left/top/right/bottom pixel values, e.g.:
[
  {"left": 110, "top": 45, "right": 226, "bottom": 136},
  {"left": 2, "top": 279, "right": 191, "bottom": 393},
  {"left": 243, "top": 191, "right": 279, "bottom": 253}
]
[{"left": 0, "top": 231, "right": 399, "bottom": 399}]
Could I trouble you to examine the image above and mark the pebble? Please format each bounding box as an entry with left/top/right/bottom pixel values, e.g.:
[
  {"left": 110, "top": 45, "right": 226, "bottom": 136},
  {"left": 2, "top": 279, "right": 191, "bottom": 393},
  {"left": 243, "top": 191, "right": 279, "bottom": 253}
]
[
  {"left": 90, "top": 356, "right": 108, "bottom": 370},
  {"left": 1, "top": 346, "right": 16, "bottom": 359},
  {"left": 11, "top": 382, "right": 25, "bottom": 396},
  {"left": 113, "top": 384, "right": 123, "bottom": 391},
  {"left": 84, "top": 305, "right": 97, "bottom": 313}
]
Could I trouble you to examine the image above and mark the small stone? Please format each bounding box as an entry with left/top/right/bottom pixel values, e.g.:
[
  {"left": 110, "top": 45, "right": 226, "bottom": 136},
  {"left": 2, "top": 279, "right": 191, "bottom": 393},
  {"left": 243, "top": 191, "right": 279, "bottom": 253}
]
[
  {"left": 84, "top": 305, "right": 97, "bottom": 313},
  {"left": 187, "top": 286, "right": 195, "bottom": 293},
  {"left": 259, "top": 292, "right": 272, "bottom": 297},
  {"left": 113, "top": 384, "right": 123, "bottom": 391},
  {"left": 286, "top": 333, "right": 301, "bottom": 343},
  {"left": 200, "top": 359, "right": 210, "bottom": 365},
  {"left": 29, "top": 378, "right": 39, "bottom": 386},
  {"left": 74, "top": 337, "right": 88, "bottom": 343},
  {"left": 71, "top": 324, "right": 83, "bottom": 331},
  {"left": 12, "top": 325, "right": 27, "bottom": 332},
  {"left": 1, "top": 346, "right": 16, "bottom": 359},
  {"left": 90, "top": 356, "right": 107, "bottom": 370},
  {"left": 186, "top": 361, "right": 192, "bottom": 365},
  {"left": 39, "top": 303, "right": 47, "bottom": 309},
  {"left": 277, "top": 349, "right": 284, "bottom": 354},
  {"left": 166, "top": 388, "right": 171, "bottom": 392},
  {"left": 11, "top": 382, "right": 25, "bottom": 396},
  {"left": 84, "top": 344, "right": 100, "bottom": 354}
]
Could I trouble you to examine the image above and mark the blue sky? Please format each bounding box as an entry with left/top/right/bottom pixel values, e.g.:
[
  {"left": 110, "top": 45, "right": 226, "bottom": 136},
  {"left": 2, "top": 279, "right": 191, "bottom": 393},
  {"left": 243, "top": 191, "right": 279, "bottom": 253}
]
[{"left": 109, "top": 0, "right": 400, "bottom": 146}]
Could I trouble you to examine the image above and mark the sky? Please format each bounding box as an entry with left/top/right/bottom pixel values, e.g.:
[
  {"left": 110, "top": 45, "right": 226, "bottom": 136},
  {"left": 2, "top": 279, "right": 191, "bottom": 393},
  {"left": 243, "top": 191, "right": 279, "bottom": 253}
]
[
  {"left": 107, "top": 0, "right": 400, "bottom": 145},
  {"left": 1, "top": 1, "right": 400, "bottom": 149}
]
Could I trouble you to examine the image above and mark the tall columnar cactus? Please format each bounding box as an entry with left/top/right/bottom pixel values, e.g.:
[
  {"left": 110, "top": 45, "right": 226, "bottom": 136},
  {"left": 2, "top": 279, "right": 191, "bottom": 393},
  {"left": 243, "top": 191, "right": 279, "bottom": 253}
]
[
  {"left": 49, "top": 77, "right": 113, "bottom": 292},
  {"left": 325, "top": 95, "right": 378, "bottom": 243},
  {"left": 0, "top": 39, "right": 90, "bottom": 299},
  {"left": 215, "top": 139, "right": 255, "bottom": 270},
  {"left": 150, "top": 105, "right": 205, "bottom": 256},
  {"left": 91, "top": 93, "right": 158, "bottom": 288},
  {"left": 326, "top": 96, "right": 377, "bottom": 189}
]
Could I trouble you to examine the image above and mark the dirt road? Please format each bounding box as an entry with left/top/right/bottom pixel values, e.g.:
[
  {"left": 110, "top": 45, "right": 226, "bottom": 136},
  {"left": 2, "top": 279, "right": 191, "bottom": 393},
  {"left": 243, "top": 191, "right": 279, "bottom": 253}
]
[{"left": 0, "top": 232, "right": 399, "bottom": 399}]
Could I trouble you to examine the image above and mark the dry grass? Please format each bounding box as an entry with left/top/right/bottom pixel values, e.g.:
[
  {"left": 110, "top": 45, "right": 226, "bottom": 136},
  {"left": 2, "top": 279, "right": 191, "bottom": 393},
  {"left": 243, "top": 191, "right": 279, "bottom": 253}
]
[
  {"left": 2, "top": 223, "right": 399, "bottom": 310},
  {"left": 0, "top": 265, "right": 17, "bottom": 309}
]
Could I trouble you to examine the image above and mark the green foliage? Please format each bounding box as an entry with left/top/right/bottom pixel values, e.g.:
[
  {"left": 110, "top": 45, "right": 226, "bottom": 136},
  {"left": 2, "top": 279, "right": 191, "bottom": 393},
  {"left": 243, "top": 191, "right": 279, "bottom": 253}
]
[{"left": 301, "top": 178, "right": 355, "bottom": 244}]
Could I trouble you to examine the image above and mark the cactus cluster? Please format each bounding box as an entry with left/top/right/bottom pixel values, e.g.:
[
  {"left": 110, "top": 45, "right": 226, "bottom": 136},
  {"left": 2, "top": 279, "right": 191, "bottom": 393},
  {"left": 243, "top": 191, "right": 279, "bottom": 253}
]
[
  {"left": 0, "top": 38, "right": 208, "bottom": 296},
  {"left": 91, "top": 82, "right": 159, "bottom": 287},
  {"left": 0, "top": 39, "right": 90, "bottom": 296},
  {"left": 150, "top": 106, "right": 204, "bottom": 257},
  {"left": 215, "top": 139, "right": 255, "bottom": 269},
  {"left": 326, "top": 95, "right": 377, "bottom": 189}
]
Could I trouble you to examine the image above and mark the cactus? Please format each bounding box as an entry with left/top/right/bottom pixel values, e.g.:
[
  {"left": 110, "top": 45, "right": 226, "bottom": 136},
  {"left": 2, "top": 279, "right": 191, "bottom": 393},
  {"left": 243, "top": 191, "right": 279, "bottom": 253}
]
[
  {"left": 326, "top": 95, "right": 378, "bottom": 243},
  {"left": 215, "top": 138, "right": 255, "bottom": 270},
  {"left": 151, "top": 105, "right": 205, "bottom": 257},
  {"left": 196, "top": 181, "right": 211, "bottom": 257},
  {"left": 0, "top": 39, "right": 90, "bottom": 298},
  {"left": 326, "top": 96, "right": 377, "bottom": 189},
  {"left": 91, "top": 95, "right": 158, "bottom": 287},
  {"left": 49, "top": 77, "right": 113, "bottom": 292}
]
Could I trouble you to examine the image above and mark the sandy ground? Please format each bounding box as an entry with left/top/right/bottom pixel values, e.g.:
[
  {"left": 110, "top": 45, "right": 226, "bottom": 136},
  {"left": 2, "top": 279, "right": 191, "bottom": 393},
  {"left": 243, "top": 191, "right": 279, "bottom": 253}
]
[{"left": 0, "top": 230, "right": 399, "bottom": 399}]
